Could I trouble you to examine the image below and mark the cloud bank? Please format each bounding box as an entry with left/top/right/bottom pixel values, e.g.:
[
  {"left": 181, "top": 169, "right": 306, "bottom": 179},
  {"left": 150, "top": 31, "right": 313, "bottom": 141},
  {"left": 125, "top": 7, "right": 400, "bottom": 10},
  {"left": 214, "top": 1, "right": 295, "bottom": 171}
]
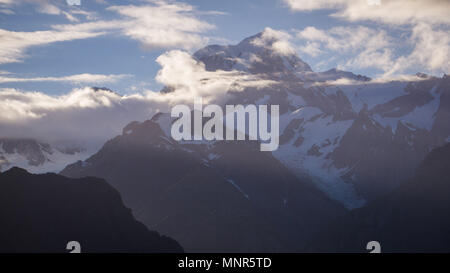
[{"left": 0, "top": 50, "right": 274, "bottom": 146}]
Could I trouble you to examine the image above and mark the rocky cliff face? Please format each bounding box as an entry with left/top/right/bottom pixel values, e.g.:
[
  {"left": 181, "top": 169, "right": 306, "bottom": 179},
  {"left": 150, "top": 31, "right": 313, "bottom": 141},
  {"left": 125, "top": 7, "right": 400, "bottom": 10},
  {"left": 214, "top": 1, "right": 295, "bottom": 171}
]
[{"left": 308, "top": 143, "right": 450, "bottom": 253}]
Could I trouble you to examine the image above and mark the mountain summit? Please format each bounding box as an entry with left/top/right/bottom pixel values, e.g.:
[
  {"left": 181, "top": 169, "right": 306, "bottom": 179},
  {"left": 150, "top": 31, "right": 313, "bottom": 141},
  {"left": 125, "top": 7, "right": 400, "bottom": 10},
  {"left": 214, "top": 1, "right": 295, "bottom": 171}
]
[
  {"left": 194, "top": 29, "right": 371, "bottom": 83},
  {"left": 194, "top": 30, "right": 312, "bottom": 75}
]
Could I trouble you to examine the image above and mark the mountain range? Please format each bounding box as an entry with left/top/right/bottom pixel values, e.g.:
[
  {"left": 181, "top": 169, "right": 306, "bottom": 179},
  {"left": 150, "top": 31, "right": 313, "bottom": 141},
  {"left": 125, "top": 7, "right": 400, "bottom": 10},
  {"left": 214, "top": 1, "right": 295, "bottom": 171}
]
[{"left": 2, "top": 31, "right": 450, "bottom": 252}]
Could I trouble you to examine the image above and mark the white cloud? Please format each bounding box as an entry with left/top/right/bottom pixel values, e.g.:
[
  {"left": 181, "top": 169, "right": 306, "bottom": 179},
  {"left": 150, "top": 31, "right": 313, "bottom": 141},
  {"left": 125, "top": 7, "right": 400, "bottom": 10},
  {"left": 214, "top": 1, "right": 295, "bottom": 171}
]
[
  {"left": 1, "top": 0, "right": 62, "bottom": 16},
  {"left": 0, "top": 50, "right": 274, "bottom": 145},
  {"left": 36, "top": 1, "right": 61, "bottom": 15},
  {"left": 66, "top": 0, "right": 81, "bottom": 6},
  {"left": 297, "top": 26, "right": 391, "bottom": 53},
  {"left": 296, "top": 26, "right": 394, "bottom": 71},
  {"left": 52, "top": 1, "right": 216, "bottom": 51},
  {"left": 311, "top": 73, "right": 431, "bottom": 86},
  {"left": 251, "top": 27, "right": 297, "bottom": 56},
  {"left": 284, "top": 0, "right": 450, "bottom": 25},
  {"left": 154, "top": 50, "right": 276, "bottom": 105},
  {"left": 61, "top": 11, "right": 79, "bottom": 22},
  {"left": 283, "top": 0, "right": 346, "bottom": 11},
  {"left": 383, "top": 23, "right": 450, "bottom": 76},
  {"left": 298, "top": 41, "right": 324, "bottom": 57},
  {"left": 106, "top": 1, "right": 214, "bottom": 50},
  {"left": 0, "top": 28, "right": 104, "bottom": 64},
  {"left": 0, "top": 1, "right": 217, "bottom": 64},
  {"left": 285, "top": 0, "right": 450, "bottom": 76},
  {"left": 0, "top": 0, "right": 96, "bottom": 21},
  {"left": 0, "top": 73, "right": 131, "bottom": 84},
  {"left": 296, "top": 24, "right": 449, "bottom": 76},
  {"left": 286, "top": 0, "right": 450, "bottom": 76},
  {"left": 0, "top": 87, "right": 162, "bottom": 145}
]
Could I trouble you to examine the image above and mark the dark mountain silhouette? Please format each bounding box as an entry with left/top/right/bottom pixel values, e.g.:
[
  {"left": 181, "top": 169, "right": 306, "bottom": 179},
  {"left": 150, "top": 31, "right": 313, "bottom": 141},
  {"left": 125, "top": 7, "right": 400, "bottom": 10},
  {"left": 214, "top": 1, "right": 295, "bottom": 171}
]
[
  {"left": 61, "top": 115, "right": 345, "bottom": 252},
  {"left": 0, "top": 167, "right": 183, "bottom": 253},
  {"left": 308, "top": 143, "right": 450, "bottom": 252}
]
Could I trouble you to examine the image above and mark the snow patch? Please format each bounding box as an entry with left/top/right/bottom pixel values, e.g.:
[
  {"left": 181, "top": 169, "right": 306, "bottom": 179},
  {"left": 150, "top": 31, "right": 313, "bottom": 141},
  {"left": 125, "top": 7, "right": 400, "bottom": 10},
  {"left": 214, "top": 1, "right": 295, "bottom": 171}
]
[
  {"left": 372, "top": 94, "right": 440, "bottom": 133},
  {"left": 0, "top": 148, "right": 93, "bottom": 174},
  {"left": 327, "top": 81, "right": 409, "bottom": 113},
  {"left": 226, "top": 178, "right": 250, "bottom": 200},
  {"left": 274, "top": 107, "right": 365, "bottom": 209}
]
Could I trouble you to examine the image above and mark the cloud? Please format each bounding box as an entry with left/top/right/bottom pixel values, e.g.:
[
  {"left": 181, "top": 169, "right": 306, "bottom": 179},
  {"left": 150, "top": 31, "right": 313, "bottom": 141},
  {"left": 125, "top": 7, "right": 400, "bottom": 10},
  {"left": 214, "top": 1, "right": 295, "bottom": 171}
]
[
  {"left": 0, "top": 28, "right": 104, "bottom": 64},
  {"left": 105, "top": 1, "right": 215, "bottom": 50},
  {"left": 251, "top": 27, "right": 297, "bottom": 56},
  {"left": 0, "top": 50, "right": 275, "bottom": 145},
  {"left": 286, "top": 0, "right": 449, "bottom": 76},
  {"left": 296, "top": 26, "right": 394, "bottom": 70},
  {"left": 0, "top": 1, "right": 217, "bottom": 64},
  {"left": 1, "top": 0, "right": 62, "bottom": 16},
  {"left": 0, "top": 73, "right": 131, "bottom": 84},
  {"left": 36, "top": 1, "right": 61, "bottom": 15},
  {"left": 295, "top": 24, "right": 449, "bottom": 76},
  {"left": 154, "top": 50, "right": 275, "bottom": 105},
  {"left": 297, "top": 25, "right": 391, "bottom": 53},
  {"left": 283, "top": 0, "right": 346, "bottom": 11},
  {"left": 284, "top": 0, "right": 450, "bottom": 25},
  {"left": 0, "top": 87, "right": 162, "bottom": 146},
  {"left": 66, "top": 0, "right": 81, "bottom": 6},
  {"left": 311, "top": 73, "right": 431, "bottom": 86},
  {"left": 52, "top": 1, "right": 216, "bottom": 51},
  {"left": 0, "top": 1, "right": 216, "bottom": 64},
  {"left": 0, "top": 0, "right": 97, "bottom": 22},
  {"left": 383, "top": 23, "right": 450, "bottom": 76}
]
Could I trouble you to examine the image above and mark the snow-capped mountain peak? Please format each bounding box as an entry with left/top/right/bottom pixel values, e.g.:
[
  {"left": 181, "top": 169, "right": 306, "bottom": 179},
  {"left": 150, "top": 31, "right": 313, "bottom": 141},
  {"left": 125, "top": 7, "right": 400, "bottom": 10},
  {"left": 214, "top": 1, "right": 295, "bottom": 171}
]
[
  {"left": 194, "top": 31, "right": 375, "bottom": 84},
  {"left": 194, "top": 31, "right": 312, "bottom": 75}
]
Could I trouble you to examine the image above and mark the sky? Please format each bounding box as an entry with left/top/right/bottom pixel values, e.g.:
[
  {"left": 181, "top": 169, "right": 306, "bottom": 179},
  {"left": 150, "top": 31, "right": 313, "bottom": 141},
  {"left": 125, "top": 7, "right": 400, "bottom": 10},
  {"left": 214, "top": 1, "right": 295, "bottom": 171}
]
[
  {"left": 0, "top": 0, "right": 449, "bottom": 145},
  {"left": 0, "top": 0, "right": 448, "bottom": 96}
]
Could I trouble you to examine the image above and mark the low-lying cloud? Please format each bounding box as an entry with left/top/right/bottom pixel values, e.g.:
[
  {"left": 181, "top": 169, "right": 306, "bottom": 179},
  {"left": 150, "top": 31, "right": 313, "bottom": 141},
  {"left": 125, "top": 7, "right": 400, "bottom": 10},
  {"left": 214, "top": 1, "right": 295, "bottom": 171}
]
[{"left": 0, "top": 50, "right": 275, "bottom": 147}]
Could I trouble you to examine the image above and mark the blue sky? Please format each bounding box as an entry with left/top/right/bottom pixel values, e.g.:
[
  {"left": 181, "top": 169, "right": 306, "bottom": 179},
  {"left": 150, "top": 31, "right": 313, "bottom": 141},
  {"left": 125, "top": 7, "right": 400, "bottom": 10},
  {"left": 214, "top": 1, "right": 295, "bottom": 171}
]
[{"left": 0, "top": 0, "right": 449, "bottom": 95}]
